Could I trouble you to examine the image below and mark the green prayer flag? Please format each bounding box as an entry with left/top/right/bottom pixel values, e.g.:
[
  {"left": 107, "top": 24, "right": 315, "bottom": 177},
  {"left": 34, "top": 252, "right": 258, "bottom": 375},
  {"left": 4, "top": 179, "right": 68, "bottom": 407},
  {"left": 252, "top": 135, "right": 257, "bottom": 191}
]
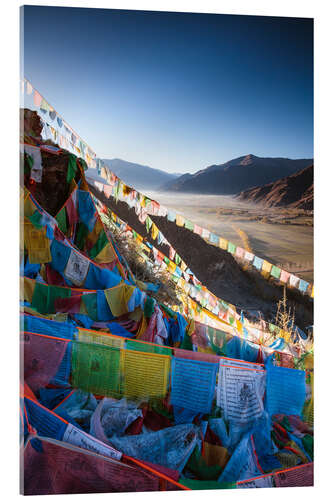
[
  {"left": 175, "top": 253, "right": 181, "bottom": 266},
  {"left": 185, "top": 446, "right": 223, "bottom": 481},
  {"left": 71, "top": 341, "right": 121, "bottom": 397},
  {"left": 179, "top": 330, "right": 193, "bottom": 351},
  {"left": 227, "top": 242, "right": 236, "bottom": 254},
  {"left": 56, "top": 207, "right": 67, "bottom": 234},
  {"left": 179, "top": 478, "right": 235, "bottom": 490},
  {"left": 82, "top": 293, "right": 98, "bottom": 322},
  {"left": 66, "top": 154, "right": 78, "bottom": 184},
  {"left": 89, "top": 230, "right": 109, "bottom": 259},
  {"left": 31, "top": 282, "right": 71, "bottom": 315},
  {"left": 143, "top": 296, "right": 155, "bottom": 319},
  {"left": 126, "top": 339, "right": 172, "bottom": 356},
  {"left": 24, "top": 153, "right": 33, "bottom": 176},
  {"left": 271, "top": 265, "right": 281, "bottom": 279},
  {"left": 75, "top": 222, "right": 89, "bottom": 250},
  {"left": 184, "top": 219, "right": 194, "bottom": 231},
  {"left": 28, "top": 210, "right": 43, "bottom": 229},
  {"left": 145, "top": 216, "right": 153, "bottom": 233}
]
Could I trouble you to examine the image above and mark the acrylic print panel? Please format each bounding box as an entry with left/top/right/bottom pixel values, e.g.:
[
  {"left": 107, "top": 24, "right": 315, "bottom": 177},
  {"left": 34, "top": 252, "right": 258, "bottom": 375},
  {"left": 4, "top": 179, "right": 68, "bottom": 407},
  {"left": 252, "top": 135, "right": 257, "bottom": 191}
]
[{"left": 20, "top": 4, "right": 313, "bottom": 494}]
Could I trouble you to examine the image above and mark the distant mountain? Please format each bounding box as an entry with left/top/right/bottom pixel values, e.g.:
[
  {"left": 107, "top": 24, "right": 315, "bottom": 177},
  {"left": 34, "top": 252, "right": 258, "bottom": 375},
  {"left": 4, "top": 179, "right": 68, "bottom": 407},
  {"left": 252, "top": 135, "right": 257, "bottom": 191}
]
[
  {"left": 162, "top": 154, "right": 313, "bottom": 194},
  {"left": 236, "top": 164, "right": 313, "bottom": 210},
  {"left": 102, "top": 158, "right": 181, "bottom": 190}
]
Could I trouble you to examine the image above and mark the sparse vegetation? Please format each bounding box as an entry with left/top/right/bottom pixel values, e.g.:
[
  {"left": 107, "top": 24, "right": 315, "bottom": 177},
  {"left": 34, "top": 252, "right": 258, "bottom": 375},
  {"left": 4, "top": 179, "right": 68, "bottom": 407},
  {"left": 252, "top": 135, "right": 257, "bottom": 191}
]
[
  {"left": 100, "top": 209, "right": 182, "bottom": 308},
  {"left": 274, "top": 286, "right": 295, "bottom": 335}
]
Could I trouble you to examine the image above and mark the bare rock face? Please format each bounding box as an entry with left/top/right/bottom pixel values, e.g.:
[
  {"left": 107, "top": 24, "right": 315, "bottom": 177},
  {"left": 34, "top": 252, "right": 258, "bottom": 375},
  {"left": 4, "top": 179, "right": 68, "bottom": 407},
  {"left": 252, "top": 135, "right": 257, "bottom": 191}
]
[
  {"left": 21, "top": 108, "right": 44, "bottom": 143},
  {"left": 236, "top": 165, "right": 313, "bottom": 210},
  {"left": 22, "top": 109, "right": 85, "bottom": 215}
]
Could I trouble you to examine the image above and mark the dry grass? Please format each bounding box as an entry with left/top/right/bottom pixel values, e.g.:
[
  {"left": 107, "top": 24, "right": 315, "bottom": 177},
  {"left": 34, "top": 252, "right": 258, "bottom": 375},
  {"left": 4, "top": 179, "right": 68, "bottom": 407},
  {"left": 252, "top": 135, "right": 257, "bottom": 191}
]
[
  {"left": 101, "top": 210, "right": 182, "bottom": 308},
  {"left": 274, "top": 286, "right": 295, "bottom": 335}
]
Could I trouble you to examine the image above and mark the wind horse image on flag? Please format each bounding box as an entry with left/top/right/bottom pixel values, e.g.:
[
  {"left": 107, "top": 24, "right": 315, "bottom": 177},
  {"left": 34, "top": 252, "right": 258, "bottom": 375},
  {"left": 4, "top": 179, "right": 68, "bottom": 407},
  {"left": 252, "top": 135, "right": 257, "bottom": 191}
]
[{"left": 20, "top": 5, "right": 314, "bottom": 495}]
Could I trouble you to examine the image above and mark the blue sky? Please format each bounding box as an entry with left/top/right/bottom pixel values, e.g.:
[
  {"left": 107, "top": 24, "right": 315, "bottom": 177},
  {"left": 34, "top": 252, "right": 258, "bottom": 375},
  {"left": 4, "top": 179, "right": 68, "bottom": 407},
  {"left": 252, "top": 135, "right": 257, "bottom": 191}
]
[{"left": 22, "top": 6, "right": 313, "bottom": 173}]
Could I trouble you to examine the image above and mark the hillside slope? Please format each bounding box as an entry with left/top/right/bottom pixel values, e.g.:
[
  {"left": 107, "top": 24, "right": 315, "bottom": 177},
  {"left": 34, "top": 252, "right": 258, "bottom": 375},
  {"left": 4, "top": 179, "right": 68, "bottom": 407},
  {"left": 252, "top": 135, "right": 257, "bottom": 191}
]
[
  {"left": 90, "top": 184, "right": 313, "bottom": 330},
  {"left": 236, "top": 165, "right": 313, "bottom": 210},
  {"left": 163, "top": 154, "right": 313, "bottom": 194}
]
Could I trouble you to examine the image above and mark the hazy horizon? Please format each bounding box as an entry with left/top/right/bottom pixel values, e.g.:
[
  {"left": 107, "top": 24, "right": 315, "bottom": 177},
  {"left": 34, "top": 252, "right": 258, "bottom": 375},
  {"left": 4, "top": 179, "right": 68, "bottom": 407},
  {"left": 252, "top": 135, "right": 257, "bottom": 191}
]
[{"left": 102, "top": 153, "right": 314, "bottom": 176}]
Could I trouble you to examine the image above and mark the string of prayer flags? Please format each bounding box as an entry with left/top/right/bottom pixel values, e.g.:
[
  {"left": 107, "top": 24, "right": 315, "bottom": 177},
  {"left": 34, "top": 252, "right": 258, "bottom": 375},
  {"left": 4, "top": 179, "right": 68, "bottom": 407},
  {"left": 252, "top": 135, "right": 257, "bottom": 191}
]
[
  {"left": 170, "top": 356, "right": 218, "bottom": 414},
  {"left": 122, "top": 350, "right": 170, "bottom": 399}
]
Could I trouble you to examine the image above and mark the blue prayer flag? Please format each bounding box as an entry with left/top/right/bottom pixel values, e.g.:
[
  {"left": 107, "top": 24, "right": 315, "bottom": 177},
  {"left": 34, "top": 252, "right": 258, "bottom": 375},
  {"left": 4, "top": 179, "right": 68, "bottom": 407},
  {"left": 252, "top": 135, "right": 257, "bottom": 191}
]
[
  {"left": 265, "top": 362, "right": 306, "bottom": 416},
  {"left": 171, "top": 357, "right": 218, "bottom": 414}
]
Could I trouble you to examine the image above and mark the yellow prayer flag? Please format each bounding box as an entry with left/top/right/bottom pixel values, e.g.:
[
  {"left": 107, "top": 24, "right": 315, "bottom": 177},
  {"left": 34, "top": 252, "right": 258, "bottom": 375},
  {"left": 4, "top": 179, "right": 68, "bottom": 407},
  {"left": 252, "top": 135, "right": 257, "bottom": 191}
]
[
  {"left": 24, "top": 195, "right": 36, "bottom": 218},
  {"left": 94, "top": 242, "right": 117, "bottom": 264},
  {"left": 24, "top": 222, "right": 51, "bottom": 264},
  {"left": 168, "top": 261, "right": 177, "bottom": 274},
  {"left": 180, "top": 261, "right": 187, "bottom": 272},
  {"left": 136, "top": 315, "right": 148, "bottom": 340},
  {"left": 219, "top": 238, "right": 228, "bottom": 250},
  {"left": 86, "top": 219, "right": 103, "bottom": 248},
  {"left": 236, "top": 319, "right": 243, "bottom": 333},
  {"left": 203, "top": 442, "right": 229, "bottom": 469},
  {"left": 186, "top": 318, "right": 195, "bottom": 336},
  {"left": 304, "top": 352, "right": 314, "bottom": 370},
  {"left": 22, "top": 276, "right": 35, "bottom": 303},
  {"left": 122, "top": 350, "right": 170, "bottom": 399},
  {"left": 136, "top": 233, "right": 143, "bottom": 244},
  {"left": 104, "top": 283, "right": 135, "bottom": 317},
  {"left": 151, "top": 223, "right": 159, "bottom": 240},
  {"left": 261, "top": 260, "right": 272, "bottom": 274},
  {"left": 176, "top": 214, "right": 185, "bottom": 227}
]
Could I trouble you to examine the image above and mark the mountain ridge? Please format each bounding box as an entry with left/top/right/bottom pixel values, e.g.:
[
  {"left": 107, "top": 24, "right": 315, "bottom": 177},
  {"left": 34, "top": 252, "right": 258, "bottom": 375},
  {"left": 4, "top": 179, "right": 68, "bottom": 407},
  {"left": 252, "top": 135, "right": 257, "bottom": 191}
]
[
  {"left": 161, "top": 154, "right": 313, "bottom": 194},
  {"left": 102, "top": 158, "right": 181, "bottom": 191},
  {"left": 236, "top": 164, "right": 314, "bottom": 210}
]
